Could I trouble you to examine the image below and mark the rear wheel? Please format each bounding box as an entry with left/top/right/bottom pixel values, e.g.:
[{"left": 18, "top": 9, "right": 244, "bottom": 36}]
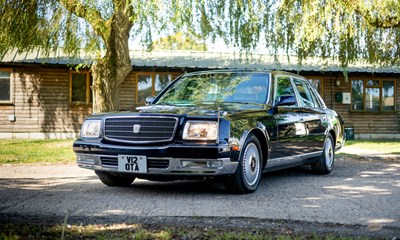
[
  {"left": 311, "top": 133, "right": 335, "bottom": 174},
  {"left": 225, "top": 133, "right": 263, "bottom": 194},
  {"left": 95, "top": 171, "right": 135, "bottom": 187}
]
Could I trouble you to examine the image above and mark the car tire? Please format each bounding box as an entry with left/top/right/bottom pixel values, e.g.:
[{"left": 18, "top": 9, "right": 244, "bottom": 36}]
[
  {"left": 311, "top": 133, "right": 335, "bottom": 174},
  {"left": 225, "top": 133, "right": 263, "bottom": 194},
  {"left": 95, "top": 171, "right": 135, "bottom": 187}
]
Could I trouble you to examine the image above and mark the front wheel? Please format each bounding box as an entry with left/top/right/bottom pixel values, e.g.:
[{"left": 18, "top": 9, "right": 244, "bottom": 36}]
[
  {"left": 311, "top": 133, "right": 335, "bottom": 174},
  {"left": 95, "top": 171, "right": 135, "bottom": 187},
  {"left": 225, "top": 133, "right": 263, "bottom": 194}
]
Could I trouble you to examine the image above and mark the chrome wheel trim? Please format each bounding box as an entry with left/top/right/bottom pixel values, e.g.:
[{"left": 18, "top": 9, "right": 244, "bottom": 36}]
[
  {"left": 324, "top": 137, "right": 334, "bottom": 168},
  {"left": 242, "top": 142, "right": 261, "bottom": 186}
]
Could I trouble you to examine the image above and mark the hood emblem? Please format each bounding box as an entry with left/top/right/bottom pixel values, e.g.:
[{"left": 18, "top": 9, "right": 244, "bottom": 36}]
[{"left": 133, "top": 124, "right": 141, "bottom": 134}]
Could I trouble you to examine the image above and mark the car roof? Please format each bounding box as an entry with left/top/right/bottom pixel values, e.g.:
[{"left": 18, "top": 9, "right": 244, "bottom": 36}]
[{"left": 183, "top": 69, "right": 307, "bottom": 80}]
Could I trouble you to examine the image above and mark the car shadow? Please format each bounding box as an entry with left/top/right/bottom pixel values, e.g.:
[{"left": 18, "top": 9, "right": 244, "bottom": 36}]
[{"left": 125, "top": 165, "right": 315, "bottom": 195}]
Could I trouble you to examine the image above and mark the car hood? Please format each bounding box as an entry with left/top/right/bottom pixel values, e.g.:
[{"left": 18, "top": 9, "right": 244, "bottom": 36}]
[
  {"left": 135, "top": 103, "right": 268, "bottom": 117},
  {"left": 84, "top": 103, "right": 270, "bottom": 121}
]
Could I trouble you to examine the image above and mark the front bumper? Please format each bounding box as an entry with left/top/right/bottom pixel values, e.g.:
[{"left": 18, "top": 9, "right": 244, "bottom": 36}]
[{"left": 74, "top": 140, "right": 238, "bottom": 176}]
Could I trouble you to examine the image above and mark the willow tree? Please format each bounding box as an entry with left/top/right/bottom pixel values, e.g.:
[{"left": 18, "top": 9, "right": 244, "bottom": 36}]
[
  {"left": 151, "top": 32, "right": 207, "bottom": 51},
  {"left": 0, "top": 0, "right": 399, "bottom": 112}
]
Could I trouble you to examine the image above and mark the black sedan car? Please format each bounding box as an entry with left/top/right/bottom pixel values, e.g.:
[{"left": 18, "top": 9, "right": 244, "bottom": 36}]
[{"left": 73, "top": 70, "right": 345, "bottom": 194}]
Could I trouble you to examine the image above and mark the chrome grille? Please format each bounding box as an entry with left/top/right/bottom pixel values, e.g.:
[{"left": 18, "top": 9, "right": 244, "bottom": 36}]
[
  {"left": 101, "top": 156, "right": 118, "bottom": 167},
  {"left": 148, "top": 159, "right": 170, "bottom": 169},
  {"left": 104, "top": 116, "right": 178, "bottom": 144}
]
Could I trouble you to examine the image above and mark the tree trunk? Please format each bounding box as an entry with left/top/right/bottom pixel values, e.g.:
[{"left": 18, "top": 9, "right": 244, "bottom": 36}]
[
  {"left": 90, "top": 1, "right": 133, "bottom": 113},
  {"left": 91, "top": 53, "right": 131, "bottom": 113}
]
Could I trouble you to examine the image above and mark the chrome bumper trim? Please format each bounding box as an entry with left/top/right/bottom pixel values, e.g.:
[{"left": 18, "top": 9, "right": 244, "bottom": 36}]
[{"left": 76, "top": 153, "right": 237, "bottom": 176}]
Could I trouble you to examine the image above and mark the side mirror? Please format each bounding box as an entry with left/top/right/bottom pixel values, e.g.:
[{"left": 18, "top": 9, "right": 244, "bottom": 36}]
[
  {"left": 145, "top": 97, "right": 155, "bottom": 105},
  {"left": 275, "top": 95, "right": 296, "bottom": 107}
]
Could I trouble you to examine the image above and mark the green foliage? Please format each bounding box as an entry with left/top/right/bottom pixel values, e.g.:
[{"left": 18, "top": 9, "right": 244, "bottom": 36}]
[
  {"left": 275, "top": 0, "right": 400, "bottom": 68},
  {"left": 0, "top": 0, "right": 100, "bottom": 57},
  {"left": 1, "top": 0, "right": 399, "bottom": 68},
  {"left": 151, "top": 32, "right": 207, "bottom": 51}
]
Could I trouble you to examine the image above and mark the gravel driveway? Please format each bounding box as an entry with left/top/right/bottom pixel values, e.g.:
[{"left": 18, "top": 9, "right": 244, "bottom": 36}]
[{"left": 0, "top": 156, "right": 399, "bottom": 237}]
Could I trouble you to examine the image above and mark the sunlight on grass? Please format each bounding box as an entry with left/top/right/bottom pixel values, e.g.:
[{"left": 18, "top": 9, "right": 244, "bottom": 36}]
[
  {"left": 0, "top": 139, "right": 75, "bottom": 164},
  {"left": 0, "top": 223, "right": 363, "bottom": 240},
  {"left": 344, "top": 140, "right": 400, "bottom": 154}
]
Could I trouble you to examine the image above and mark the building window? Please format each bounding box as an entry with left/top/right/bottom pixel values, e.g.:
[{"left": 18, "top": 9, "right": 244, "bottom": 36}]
[
  {"left": 351, "top": 80, "right": 364, "bottom": 111},
  {"left": 155, "top": 74, "right": 174, "bottom": 95},
  {"left": 136, "top": 72, "right": 179, "bottom": 104},
  {"left": 137, "top": 74, "right": 153, "bottom": 104},
  {"left": 0, "top": 70, "right": 11, "bottom": 103},
  {"left": 382, "top": 81, "right": 395, "bottom": 111},
  {"left": 351, "top": 79, "right": 395, "bottom": 112},
  {"left": 70, "top": 71, "right": 92, "bottom": 104}
]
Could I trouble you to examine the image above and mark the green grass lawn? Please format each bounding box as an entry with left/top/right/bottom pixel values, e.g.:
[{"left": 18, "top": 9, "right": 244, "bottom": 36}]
[
  {"left": 0, "top": 139, "right": 399, "bottom": 165},
  {"left": 344, "top": 140, "right": 400, "bottom": 154},
  {"left": 0, "top": 222, "right": 364, "bottom": 240},
  {"left": 0, "top": 139, "right": 75, "bottom": 164}
]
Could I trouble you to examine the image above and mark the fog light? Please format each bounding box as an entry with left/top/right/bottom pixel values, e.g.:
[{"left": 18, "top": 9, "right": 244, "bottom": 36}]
[
  {"left": 207, "top": 160, "right": 223, "bottom": 168},
  {"left": 181, "top": 161, "right": 207, "bottom": 168},
  {"left": 76, "top": 154, "right": 95, "bottom": 164}
]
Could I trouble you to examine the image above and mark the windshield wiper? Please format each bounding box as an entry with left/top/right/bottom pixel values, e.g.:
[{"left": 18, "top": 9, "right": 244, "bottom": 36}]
[{"left": 222, "top": 101, "right": 259, "bottom": 105}]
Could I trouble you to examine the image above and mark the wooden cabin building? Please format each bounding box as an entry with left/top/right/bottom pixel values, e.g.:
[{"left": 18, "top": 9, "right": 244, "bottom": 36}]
[{"left": 0, "top": 49, "right": 399, "bottom": 139}]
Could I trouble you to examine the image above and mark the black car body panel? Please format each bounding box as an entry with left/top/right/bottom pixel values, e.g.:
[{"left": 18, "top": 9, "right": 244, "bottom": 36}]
[{"left": 73, "top": 70, "right": 345, "bottom": 192}]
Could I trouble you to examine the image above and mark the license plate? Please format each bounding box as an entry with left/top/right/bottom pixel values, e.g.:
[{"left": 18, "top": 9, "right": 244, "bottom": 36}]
[{"left": 118, "top": 155, "right": 147, "bottom": 173}]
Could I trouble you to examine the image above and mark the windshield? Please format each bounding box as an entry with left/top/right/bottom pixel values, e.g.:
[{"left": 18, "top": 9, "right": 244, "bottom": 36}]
[{"left": 154, "top": 72, "right": 269, "bottom": 105}]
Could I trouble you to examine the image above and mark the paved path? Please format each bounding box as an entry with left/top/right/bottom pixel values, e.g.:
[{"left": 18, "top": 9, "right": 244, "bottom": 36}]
[{"left": 0, "top": 156, "right": 399, "bottom": 236}]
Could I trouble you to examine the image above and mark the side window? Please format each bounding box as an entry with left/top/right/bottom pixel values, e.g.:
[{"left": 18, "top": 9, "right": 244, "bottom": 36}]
[
  {"left": 308, "top": 85, "right": 323, "bottom": 108},
  {"left": 307, "top": 78, "right": 323, "bottom": 97},
  {"left": 293, "top": 78, "right": 315, "bottom": 107},
  {"left": 275, "top": 76, "right": 296, "bottom": 105}
]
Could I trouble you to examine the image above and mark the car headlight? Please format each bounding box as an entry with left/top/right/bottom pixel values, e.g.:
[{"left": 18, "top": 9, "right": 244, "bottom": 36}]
[
  {"left": 183, "top": 121, "right": 218, "bottom": 141},
  {"left": 81, "top": 120, "right": 101, "bottom": 138}
]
